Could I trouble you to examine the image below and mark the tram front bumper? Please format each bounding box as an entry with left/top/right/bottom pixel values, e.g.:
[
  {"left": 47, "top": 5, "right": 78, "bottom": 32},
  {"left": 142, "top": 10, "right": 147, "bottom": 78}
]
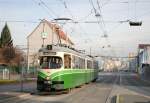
[
  {"left": 44, "top": 80, "right": 52, "bottom": 84},
  {"left": 37, "top": 80, "right": 52, "bottom": 91}
]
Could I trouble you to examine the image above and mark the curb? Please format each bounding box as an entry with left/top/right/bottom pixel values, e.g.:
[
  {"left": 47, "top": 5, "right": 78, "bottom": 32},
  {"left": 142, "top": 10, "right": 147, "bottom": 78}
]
[
  {"left": 141, "top": 78, "right": 150, "bottom": 84},
  {"left": 0, "top": 79, "right": 36, "bottom": 85},
  {"left": 116, "top": 94, "right": 120, "bottom": 103}
]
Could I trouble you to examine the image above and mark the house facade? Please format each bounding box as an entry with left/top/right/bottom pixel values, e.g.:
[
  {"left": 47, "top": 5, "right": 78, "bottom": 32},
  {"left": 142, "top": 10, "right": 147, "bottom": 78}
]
[
  {"left": 138, "top": 44, "right": 150, "bottom": 80},
  {"left": 27, "top": 19, "right": 74, "bottom": 70}
]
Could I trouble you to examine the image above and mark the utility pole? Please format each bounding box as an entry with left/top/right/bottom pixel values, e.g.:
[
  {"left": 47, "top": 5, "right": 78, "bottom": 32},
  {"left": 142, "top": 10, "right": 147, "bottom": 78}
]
[
  {"left": 90, "top": 47, "right": 92, "bottom": 55},
  {"left": 16, "top": 45, "right": 27, "bottom": 92},
  {"left": 41, "top": 22, "right": 47, "bottom": 47}
]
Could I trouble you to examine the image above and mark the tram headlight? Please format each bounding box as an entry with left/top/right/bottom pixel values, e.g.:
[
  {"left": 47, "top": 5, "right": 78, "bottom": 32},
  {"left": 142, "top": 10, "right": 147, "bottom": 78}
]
[{"left": 46, "top": 76, "right": 50, "bottom": 80}]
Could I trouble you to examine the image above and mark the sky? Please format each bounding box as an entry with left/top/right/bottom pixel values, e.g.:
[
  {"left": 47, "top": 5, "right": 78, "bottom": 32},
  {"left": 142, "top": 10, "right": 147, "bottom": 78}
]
[{"left": 0, "top": 0, "right": 150, "bottom": 56}]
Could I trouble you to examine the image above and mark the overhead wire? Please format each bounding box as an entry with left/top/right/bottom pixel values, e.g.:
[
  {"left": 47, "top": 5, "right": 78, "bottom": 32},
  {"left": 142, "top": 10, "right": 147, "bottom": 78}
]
[
  {"left": 89, "top": 0, "right": 98, "bottom": 15},
  {"left": 89, "top": 0, "right": 108, "bottom": 36},
  {"left": 97, "top": 0, "right": 105, "bottom": 27},
  {"left": 97, "top": 0, "right": 119, "bottom": 58},
  {"left": 77, "top": 9, "right": 94, "bottom": 21},
  {"left": 39, "top": 0, "right": 59, "bottom": 17},
  {"left": 59, "top": 0, "right": 74, "bottom": 19},
  {"left": 32, "top": 0, "right": 58, "bottom": 19},
  {"left": 89, "top": 0, "right": 102, "bottom": 33},
  {"left": 59, "top": 0, "right": 95, "bottom": 51},
  {"left": 134, "top": 0, "right": 138, "bottom": 21},
  {"left": 101, "top": 0, "right": 112, "bottom": 7},
  {"left": 97, "top": 0, "right": 107, "bottom": 35},
  {"left": 0, "top": 19, "right": 129, "bottom": 24},
  {"left": 0, "top": 20, "right": 39, "bottom": 23}
]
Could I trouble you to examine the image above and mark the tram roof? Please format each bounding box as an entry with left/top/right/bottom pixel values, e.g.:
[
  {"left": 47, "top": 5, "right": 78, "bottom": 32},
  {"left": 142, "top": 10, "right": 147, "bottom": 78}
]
[{"left": 39, "top": 44, "right": 94, "bottom": 59}]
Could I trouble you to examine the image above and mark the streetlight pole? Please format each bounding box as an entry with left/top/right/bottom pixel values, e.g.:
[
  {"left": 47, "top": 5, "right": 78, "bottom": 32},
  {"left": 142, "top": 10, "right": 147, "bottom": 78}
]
[
  {"left": 16, "top": 45, "right": 27, "bottom": 92},
  {"left": 20, "top": 61, "right": 24, "bottom": 92},
  {"left": 41, "top": 21, "right": 47, "bottom": 47}
]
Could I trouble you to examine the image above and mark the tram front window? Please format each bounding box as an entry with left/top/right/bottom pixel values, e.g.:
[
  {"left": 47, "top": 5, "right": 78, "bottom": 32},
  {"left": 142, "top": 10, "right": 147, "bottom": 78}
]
[{"left": 40, "top": 56, "right": 62, "bottom": 69}]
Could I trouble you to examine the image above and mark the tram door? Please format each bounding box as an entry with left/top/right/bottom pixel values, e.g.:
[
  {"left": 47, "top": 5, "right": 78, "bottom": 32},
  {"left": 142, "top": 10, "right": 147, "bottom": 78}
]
[
  {"left": 64, "top": 54, "right": 72, "bottom": 87},
  {"left": 64, "top": 54, "right": 71, "bottom": 69}
]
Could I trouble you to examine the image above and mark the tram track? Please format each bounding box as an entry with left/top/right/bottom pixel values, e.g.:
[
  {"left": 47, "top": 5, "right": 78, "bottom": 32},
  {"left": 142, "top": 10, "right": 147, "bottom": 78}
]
[
  {"left": 104, "top": 74, "right": 120, "bottom": 103},
  {"left": 0, "top": 73, "right": 121, "bottom": 103}
]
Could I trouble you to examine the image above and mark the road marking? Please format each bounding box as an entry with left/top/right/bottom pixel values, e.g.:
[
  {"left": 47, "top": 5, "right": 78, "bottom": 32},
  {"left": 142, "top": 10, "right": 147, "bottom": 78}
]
[
  {"left": 116, "top": 94, "right": 120, "bottom": 103},
  {"left": 105, "top": 75, "right": 119, "bottom": 103}
]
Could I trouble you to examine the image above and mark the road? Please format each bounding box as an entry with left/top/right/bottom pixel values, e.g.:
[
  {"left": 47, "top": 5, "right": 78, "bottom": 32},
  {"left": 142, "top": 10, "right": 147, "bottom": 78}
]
[{"left": 0, "top": 72, "right": 150, "bottom": 103}]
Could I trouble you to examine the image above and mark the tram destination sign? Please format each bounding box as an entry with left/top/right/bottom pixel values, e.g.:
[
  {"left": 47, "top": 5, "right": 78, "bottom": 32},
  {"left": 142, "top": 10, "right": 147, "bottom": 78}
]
[{"left": 43, "top": 52, "right": 56, "bottom": 55}]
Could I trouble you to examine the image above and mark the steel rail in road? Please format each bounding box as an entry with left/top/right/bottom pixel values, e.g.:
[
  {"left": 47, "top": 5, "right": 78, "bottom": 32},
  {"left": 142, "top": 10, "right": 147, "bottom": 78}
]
[{"left": 104, "top": 74, "right": 120, "bottom": 103}]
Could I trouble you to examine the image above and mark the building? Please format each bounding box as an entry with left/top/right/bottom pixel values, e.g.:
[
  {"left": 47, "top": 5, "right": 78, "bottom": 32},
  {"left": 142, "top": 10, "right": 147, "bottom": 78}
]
[
  {"left": 128, "top": 53, "right": 137, "bottom": 72},
  {"left": 27, "top": 19, "right": 74, "bottom": 70},
  {"left": 138, "top": 44, "right": 150, "bottom": 80},
  {"left": 138, "top": 44, "right": 150, "bottom": 66}
]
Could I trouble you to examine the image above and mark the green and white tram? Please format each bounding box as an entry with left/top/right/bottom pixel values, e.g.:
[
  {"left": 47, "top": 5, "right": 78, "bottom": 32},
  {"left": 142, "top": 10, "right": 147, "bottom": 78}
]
[{"left": 37, "top": 45, "right": 99, "bottom": 91}]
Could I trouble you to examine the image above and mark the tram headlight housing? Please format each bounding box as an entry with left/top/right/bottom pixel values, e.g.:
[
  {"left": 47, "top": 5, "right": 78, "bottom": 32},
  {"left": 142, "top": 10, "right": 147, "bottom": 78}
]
[
  {"left": 46, "top": 76, "right": 50, "bottom": 80},
  {"left": 47, "top": 45, "right": 52, "bottom": 50}
]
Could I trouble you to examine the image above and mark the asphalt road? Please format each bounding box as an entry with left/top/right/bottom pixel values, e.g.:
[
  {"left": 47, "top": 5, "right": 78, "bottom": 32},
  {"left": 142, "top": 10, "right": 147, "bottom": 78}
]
[
  {"left": 0, "top": 81, "right": 36, "bottom": 92},
  {"left": 0, "top": 72, "right": 150, "bottom": 103}
]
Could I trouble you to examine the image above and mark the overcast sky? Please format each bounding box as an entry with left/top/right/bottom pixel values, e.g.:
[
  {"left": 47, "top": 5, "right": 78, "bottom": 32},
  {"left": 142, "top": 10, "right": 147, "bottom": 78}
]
[{"left": 0, "top": 0, "right": 150, "bottom": 56}]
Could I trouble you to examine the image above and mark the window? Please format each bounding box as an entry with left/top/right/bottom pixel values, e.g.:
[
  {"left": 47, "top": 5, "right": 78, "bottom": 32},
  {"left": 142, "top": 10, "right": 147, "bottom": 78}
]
[
  {"left": 40, "top": 56, "right": 62, "bottom": 69},
  {"left": 79, "top": 58, "right": 85, "bottom": 69},
  {"left": 64, "top": 54, "right": 71, "bottom": 69},
  {"left": 72, "top": 55, "right": 76, "bottom": 69},
  {"left": 94, "top": 61, "right": 99, "bottom": 69},
  {"left": 72, "top": 55, "right": 85, "bottom": 69},
  {"left": 87, "top": 60, "right": 93, "bottom": 69},
  {"left": 74, "top": 56, "right": 80, "bottom": 69}
]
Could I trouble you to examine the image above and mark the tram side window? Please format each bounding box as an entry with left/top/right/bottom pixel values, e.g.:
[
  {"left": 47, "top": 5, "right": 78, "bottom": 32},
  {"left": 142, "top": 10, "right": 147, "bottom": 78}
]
[
  {"left": 79, "top": 58, "right": 85, "bottom": 69},
  {"left": 72, "top": 56, "right": 85, "bottom": 69},
  {"left": 72, "top": 56, "right": 79, "bottom": 69},
  {"left": 72, "top": 55, "right": 75, "bottom": 69},
  {"left": 64, "top": 54, "right": 71, "bottom": 69},
  {"left": 94, "top": 61, "right": 99, "bottom": 69},
  {"left": 87, "top": 60, "right": 93, "bottom": 69},
  {"left": 82, "top": 59, "right": 85, "bottom": 69}
]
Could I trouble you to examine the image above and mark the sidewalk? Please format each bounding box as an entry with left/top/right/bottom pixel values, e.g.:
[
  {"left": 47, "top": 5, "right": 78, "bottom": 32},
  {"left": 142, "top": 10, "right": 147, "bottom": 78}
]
[
  {"left": 116, "top": 94, "right": 150, "bottom": 103},
  {"left": 141, "top": 78, "right": 150, "bottom": 84},
  {"left": 0, "top": 78, "right": 36, "bottom": 85}
]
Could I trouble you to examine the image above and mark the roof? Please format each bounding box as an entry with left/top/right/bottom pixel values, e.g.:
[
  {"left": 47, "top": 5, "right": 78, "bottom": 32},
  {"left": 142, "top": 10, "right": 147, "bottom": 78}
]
[
  {"left": 27, "top": 19, "right": 74, "bottom": 45},
  {"left": 38, "top": 45, "right": 94, "bottom": 60},
  {"left": 138, "top": 44, "right": 150, "bottom": 49}
]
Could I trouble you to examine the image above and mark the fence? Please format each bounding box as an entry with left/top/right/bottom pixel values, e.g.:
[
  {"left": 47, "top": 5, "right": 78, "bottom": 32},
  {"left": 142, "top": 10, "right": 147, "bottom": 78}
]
[{"left": 0, "top": 66, "right": 37, "bottom": 80}]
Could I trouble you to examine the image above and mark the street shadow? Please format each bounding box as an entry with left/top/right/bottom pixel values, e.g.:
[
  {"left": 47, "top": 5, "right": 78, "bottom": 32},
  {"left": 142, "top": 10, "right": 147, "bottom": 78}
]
[
  {"left": 0, "top": 93, "right": 64, "bottom": 103},
  {"left": 0, "top": 93, "right": 17, "bottom": 100},
  {"left": 95, "top": 75, "right": 119, "bottom": 85},
  {"left": 135, "top": 101, "right": 150, "bottom": 103},
  {"left": 110, "top": 96, "right": 117, "bottom": 103},
  {"left": 0, "top": 93, "right": 21, "bottom": 103},
  {"left": 96, "top": 73, "right": 150, "bottom": 87},
  {"left": 30, "top": 90, "right": 69, "bottom": 96},
  {"left": 120, "top": 75, "right": 150, "bottom": 87}
]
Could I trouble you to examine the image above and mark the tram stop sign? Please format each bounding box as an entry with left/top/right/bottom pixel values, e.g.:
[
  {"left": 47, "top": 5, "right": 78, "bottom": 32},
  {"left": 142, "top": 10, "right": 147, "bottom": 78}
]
[{"left": 41, "top": 32, "right": 48, "bottom": 39}]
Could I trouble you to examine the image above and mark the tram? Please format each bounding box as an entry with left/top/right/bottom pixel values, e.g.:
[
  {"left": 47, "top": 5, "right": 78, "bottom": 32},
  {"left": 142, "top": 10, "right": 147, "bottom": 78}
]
[{"left": 37, "top": 44, "right": 99, "bottom": 91}]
